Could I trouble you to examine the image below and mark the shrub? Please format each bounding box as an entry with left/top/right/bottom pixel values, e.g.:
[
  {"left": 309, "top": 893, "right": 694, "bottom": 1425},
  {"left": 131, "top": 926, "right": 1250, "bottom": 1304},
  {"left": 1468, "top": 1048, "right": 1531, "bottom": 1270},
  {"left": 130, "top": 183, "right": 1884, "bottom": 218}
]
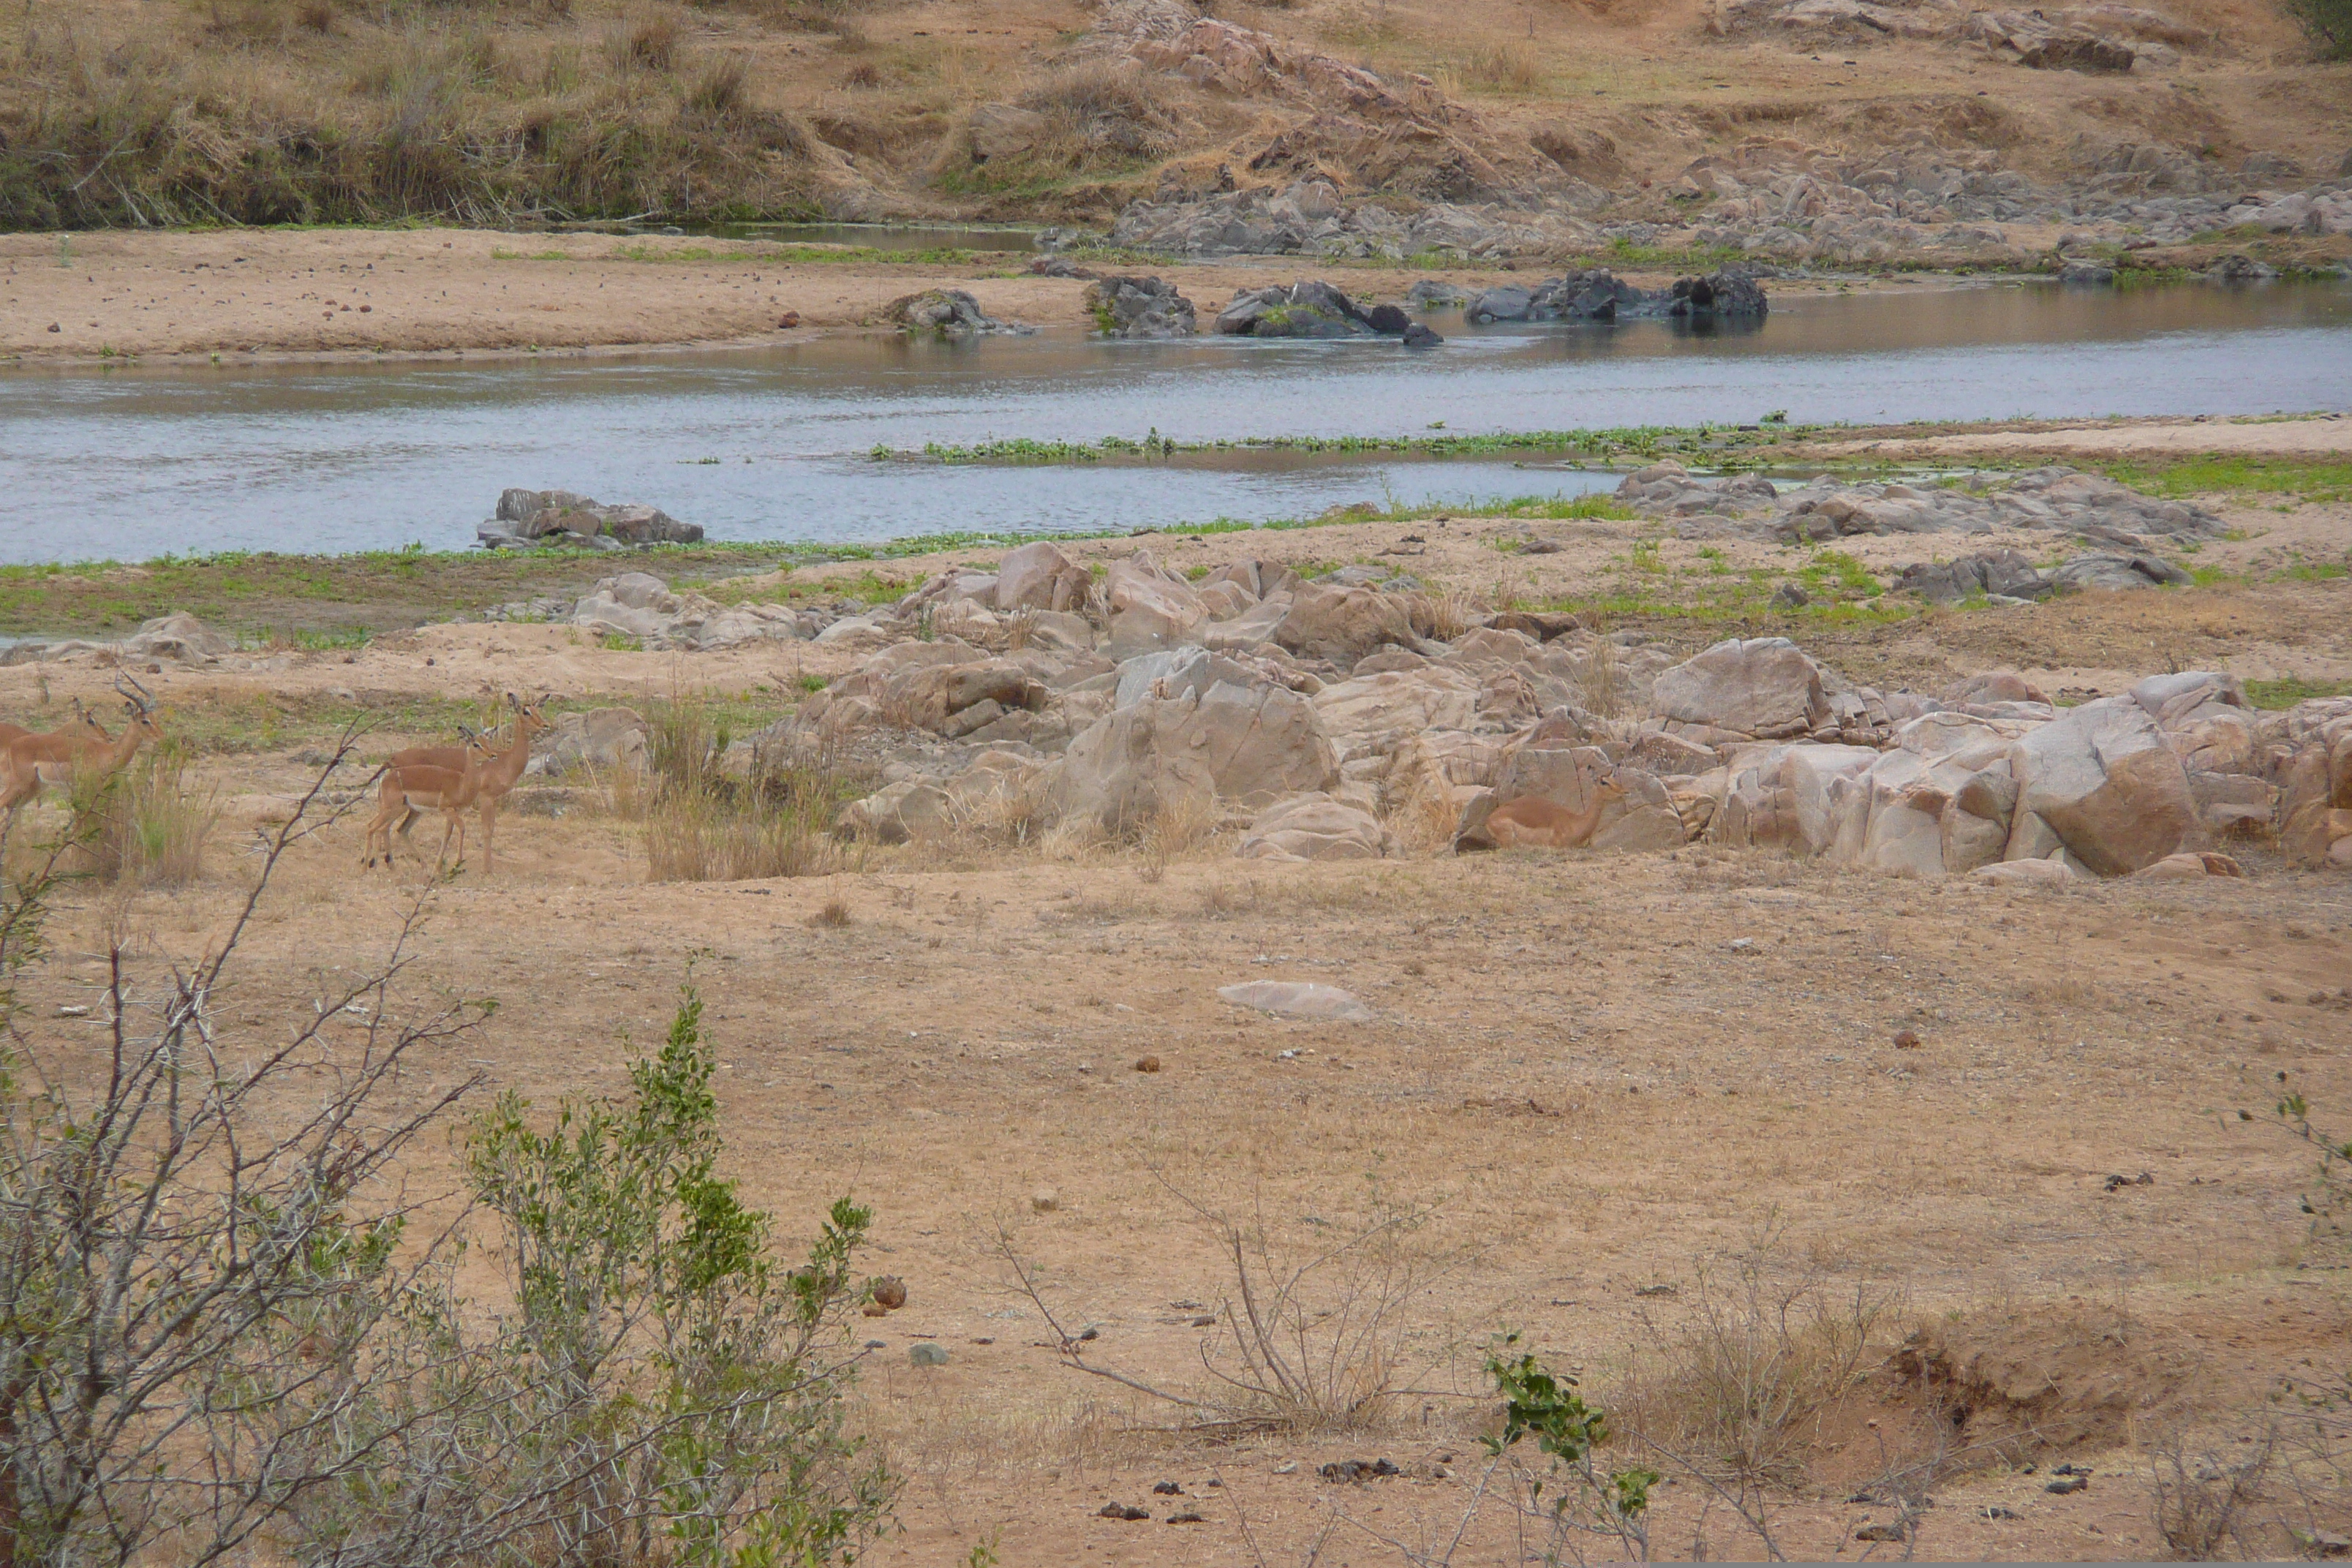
[
  {"left": 2281, "top": 0, "right": 2352, "bottom": 56},
  {"left": 638, "top": 694, "right": 865, "bottom": 881},
  {"left": 0, "top": 765, "right": 896, "bottom": 1566},
  {"left": 79, "top": 747, "right": 219, "bottom": 888}
]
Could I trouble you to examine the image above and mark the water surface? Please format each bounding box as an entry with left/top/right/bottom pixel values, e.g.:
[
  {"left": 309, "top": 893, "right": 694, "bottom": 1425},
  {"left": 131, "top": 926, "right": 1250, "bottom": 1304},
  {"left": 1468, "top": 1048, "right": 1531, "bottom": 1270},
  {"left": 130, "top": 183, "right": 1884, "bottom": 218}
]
[{"left": 4, "top": 279, "right": 2345, "bottom": 564}]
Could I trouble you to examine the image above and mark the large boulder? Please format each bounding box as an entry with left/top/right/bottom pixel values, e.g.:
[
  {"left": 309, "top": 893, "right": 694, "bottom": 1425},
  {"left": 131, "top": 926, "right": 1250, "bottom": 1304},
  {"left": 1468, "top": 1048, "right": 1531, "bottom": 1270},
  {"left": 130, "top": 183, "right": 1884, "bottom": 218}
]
[
  {"left": 2010, "top": 694, "right": 2200, "bottom": 874},
  {"left": 1215, "top": 279, "right": 1379, "bottom": 338},
  {"left": 1237, "top": 793, "right": 1392, "bottom": 862},
  {"left": 480, "top": 489, "right": 701, "bottom": 549},
  {"left": 1272, "top": 583, "right": 1417, "bottom": 664},
  {"left": 535, "top": 707, "right": 649, "bottom": 775},
  {"left": 1086, "top": 276, "right": 1198, "bottom": 339},
  {"left": 995, "top": 541, "right": 1094, "bottom": 614},
  {"left": 1048, "top": 681, "right": 1338, "bottom": 834},
  {"left": 1313, "top": 668, "right": 1480, "bottom": 753},
  {"left": 1103, "top": 551, "right": 1209, "bottom": 657},
  {"left": 1650, "top": 637, "right": 1829, "bottom": 742}
]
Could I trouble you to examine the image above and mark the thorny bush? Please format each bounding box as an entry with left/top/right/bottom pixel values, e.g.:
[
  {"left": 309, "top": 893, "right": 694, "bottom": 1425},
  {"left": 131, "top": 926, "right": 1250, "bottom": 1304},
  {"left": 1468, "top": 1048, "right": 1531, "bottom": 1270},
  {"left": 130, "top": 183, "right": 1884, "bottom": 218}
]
[{"left": 0, "top": 742, "right": 894, "bottom": 1567}]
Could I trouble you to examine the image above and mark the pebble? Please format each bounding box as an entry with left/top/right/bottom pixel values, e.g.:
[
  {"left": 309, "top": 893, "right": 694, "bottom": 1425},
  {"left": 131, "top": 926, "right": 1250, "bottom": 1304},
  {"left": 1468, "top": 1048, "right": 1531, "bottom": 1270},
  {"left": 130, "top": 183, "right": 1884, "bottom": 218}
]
[
  {"left": 1134, "top": 1055, "right": 1161, "bottom": 1074},
  {"left": 1894, "top": 1028, "right": 1923, "bottom": 1049},
  {"left": 909, "top": 1342, "right": 949, "bottom": 1367},
  {"left": 1031, "top": 1187, "right": 1060, "bottom": 1212},
  {"left": 1096, "top": 1503, "right": 1149, "bottom": 1521}
]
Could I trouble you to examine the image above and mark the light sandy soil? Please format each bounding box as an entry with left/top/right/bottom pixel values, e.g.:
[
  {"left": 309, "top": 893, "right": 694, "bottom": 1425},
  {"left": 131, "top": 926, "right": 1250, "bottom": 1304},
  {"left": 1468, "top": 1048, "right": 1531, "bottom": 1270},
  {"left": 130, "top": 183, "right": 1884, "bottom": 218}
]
[
  {"left": 5, "top": 501, "right": 2351, "bottom": 1562},
  {"left": 1818, "top": 411, "right": 2352, "bottom": 461},
  {"left": 0, "top": 224, "right": 1908, "bottom": 364}
]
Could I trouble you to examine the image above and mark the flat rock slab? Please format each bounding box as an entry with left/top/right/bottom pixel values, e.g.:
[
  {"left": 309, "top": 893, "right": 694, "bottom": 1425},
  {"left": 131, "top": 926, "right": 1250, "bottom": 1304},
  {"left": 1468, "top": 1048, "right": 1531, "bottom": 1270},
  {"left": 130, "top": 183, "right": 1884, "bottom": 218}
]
[{"left": 1216, "top": 981, "right": 1373, "bottom": 1021}]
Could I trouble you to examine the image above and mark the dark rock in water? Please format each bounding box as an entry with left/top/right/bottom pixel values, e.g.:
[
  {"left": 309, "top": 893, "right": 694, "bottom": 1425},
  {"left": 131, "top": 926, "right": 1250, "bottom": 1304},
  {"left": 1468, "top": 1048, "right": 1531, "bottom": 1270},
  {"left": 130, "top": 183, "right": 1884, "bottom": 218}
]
[
  {"left": 479, "top": 489, "right": 702, "bottom": 550},
  {"left": 1215, "top": 279, "right": 1379, "bottom": 338},
  {"left": 1466, "top": 285, "right": 1534, "bottom": 324},
  {"left": 1893, "top": 549, "right": 2055, "bottom": 603},
  {"left": 2059, "top": 260, "right": 2117, "bottom": 286},
  {"left": 2206, "top": 253, "right": 2277, "bottom": 284},
  {"left": 1401, "top": 323, "right": 1444, "bottom": 348},
  {"left": 889, "top": 287, "right": 1033, "bottom": 336},
  {"left": 1666, "top": 269, "right": 1769, "bottom": 319},
  {"left": 1086, "top": 275, "right": 1198, "bottom": 339},
  {"left": 1365, "top": 303, "right": 1411, "bottom": 335}
]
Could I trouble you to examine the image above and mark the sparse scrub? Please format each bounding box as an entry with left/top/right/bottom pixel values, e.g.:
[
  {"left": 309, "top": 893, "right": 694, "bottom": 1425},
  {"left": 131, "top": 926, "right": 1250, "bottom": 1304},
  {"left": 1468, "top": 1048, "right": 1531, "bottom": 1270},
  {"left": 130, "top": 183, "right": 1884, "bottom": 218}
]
[
  {"left": 1466, "top": 39, "right": 1545, "bottom": 92},
  {"left": 2280, "top": 0, "right": 2352, "bottom": 57},
  {"left": 1615, "top": 1224, "right": 1892, "bottom": 1485},
  {"left": 0, "top": 766, "right": 896, "bottom": 1565}
]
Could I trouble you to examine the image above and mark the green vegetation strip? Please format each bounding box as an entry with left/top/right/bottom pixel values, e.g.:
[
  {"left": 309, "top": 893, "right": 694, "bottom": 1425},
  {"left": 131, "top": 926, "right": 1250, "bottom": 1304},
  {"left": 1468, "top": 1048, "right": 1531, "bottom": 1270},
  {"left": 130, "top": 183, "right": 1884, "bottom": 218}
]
[{"left": 897, "top": 422, "right": 1801, "bottom": 465}]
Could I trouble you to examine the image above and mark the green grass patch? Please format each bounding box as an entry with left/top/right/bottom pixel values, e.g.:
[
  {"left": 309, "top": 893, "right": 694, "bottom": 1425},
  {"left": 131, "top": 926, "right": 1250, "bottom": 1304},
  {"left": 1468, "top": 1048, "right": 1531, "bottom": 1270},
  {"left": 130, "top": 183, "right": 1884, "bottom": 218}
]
[
  {"left": 2098, "top": 456, "right": 2352, "bottom": 505},
  {"left": 2244, "top": 676, "right": 2352, "bottom": 711}
]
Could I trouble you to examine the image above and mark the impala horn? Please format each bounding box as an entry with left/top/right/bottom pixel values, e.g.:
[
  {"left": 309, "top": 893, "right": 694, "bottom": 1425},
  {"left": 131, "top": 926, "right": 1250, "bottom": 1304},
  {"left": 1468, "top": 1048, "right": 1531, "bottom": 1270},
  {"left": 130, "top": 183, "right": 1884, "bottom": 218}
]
[{"left": 113, "top": 674, "right": 156, "bottom": 715}]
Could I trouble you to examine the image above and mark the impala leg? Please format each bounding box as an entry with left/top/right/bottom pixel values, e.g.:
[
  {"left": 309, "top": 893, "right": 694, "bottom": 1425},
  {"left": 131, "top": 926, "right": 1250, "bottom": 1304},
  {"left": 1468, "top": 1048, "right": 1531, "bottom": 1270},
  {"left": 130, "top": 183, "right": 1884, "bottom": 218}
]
[{"left": 480, "top": 801, "right": 497, "bottom": 873}]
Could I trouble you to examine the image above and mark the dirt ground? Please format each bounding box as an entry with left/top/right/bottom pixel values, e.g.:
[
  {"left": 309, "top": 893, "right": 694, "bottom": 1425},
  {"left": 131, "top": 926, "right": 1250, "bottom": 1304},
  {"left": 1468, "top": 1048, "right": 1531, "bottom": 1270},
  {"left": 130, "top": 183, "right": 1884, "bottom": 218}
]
[
  {"left": 0, "top": 224, "right": 1948, "bottom": 365},
  {"left": 5, "top": 494, "right": 2351, "bottom": 1562}
]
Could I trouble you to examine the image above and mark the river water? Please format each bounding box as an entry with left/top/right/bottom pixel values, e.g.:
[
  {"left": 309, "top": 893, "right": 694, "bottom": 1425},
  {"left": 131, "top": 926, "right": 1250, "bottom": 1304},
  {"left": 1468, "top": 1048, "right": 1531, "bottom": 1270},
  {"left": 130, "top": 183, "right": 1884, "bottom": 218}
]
[{"left": 4, "top": 278, "right": 2347, "bottom": 564}]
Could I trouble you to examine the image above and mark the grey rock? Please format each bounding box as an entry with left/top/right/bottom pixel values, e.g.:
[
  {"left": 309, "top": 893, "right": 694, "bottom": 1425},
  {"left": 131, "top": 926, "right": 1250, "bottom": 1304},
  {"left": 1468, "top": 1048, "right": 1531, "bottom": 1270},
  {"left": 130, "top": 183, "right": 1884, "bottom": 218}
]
[
  {"left": 2058, "top": 260, "right": 2117, "bottom": 285},
  {"left": 1402, "top": 322, "right": 1444, "bottom": 347},
  {"left": 2049, "top": 553, "right": 2191, "bottom": 592},
  {"left": 1893, "top": 550, "right": 2054, "bottom": 603},
  {"left": 2206, "top": 253, "right": 2277, "bottom": 283},
  {"left": 1216, "top": 279, "right": 1377, "bottom": 338},
  {"left": 909, "top": 1342, "right": 951, "bottom": 1367},
  {"left": 1215, "top": 981, "right": 1373, "bottom": 1021},
  {"left": 1087, "top": 275, "right": 1198, "bottom": 339},
  {"left": 892, "top": 287, "right": 1032, "bottom": 336}
]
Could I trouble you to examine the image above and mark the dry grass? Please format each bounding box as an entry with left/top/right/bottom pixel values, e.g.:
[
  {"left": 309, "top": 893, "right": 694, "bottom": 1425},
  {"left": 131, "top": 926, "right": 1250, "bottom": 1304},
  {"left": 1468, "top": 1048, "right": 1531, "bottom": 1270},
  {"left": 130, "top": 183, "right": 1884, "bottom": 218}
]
[
  {"left": 1, "top": 5, "right": 823, "bottom": 226},
  {"left": 78, "top": 751, "right": 219, "bottom": 890},
  {"left": 1466, "top": 38, "right": 1545, "bottom": 93},
  {"left": 636, "top": 694, "right": 864, "bottom": 882}
]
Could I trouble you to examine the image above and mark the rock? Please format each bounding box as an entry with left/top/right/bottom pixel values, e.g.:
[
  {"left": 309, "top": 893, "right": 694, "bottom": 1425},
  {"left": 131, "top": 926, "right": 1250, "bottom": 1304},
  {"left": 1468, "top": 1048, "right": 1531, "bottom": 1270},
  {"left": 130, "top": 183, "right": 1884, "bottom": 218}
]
[
  {"left": 1098, "top": 1504, "right": 1150, "bottom": 1521},
  {"left": 2011, "top": 693, "right": 2199, "bottom": 874},
  {"left": 908, "top": 1342, "right": 949, "bottom": 1367},
  {"left": 1971, "top": 857, "right": 2078, "bottom": 886},
  {"left": 872, "top": 1275, "right": 908, "bottom": 1309},
  {"left": 1086, "top": 275, "right": 1199, "bottom": 339},
  {"left": 1405, "top": 279, "right": 1471, "bottom": 307},
  {"left": 889, "top": 287, "right": 1030, "bottom": 336},
  {"left": 996, "top": 540, "right": 1095, "bottom": 614},
  {"left": 1854, "top": 1523, "right": 1907, "bottom": 1543},
  {"left": 1771, "top": 582, "right": 1810, "bottom": 608},
  {"left": 1134, "top": 1055, "right": 1161, "bottom": 1073},
  {"left": 1401, "top": 322, "right": 1444, "bottom": 347},
  {"left": 2206, "top": 254, "right": 2277, "bottom": 283},
  {"left": 118, "top": 612, "right": 229, "bottom": 666},
  {"left": 1216, "top": 981, "right": 1373, "bottom": 1021},
  {"left": 1273, "top": 582, "right": 1417, "bottom": 663},
  {"left": 1104, "top": 566, "right": 1207, "bottom": 660},
  {"left": 1619, "top": 466, "right": 2222, "bottom": 544},
  {"left": 968, "top": 102, "right": 1048, "bottom": 161},
  {"left": 1651, "top": 637, "right": 1830, "bottom": 742},
  {"left": 2136, "top": 850, "right": 2246, "bottom": 879},
  {"left": 2050, "top": 552, "right": 2191, "bottom": 592},
  {"left": 1031, "top": 1186, "right": 1060, "bottom": 1212},
  {"left": 1238, "top": 792, "right": 1392, "bottom": 861},
  {"left": 1893, "top": 550, "right": 2054, "bottom": 603},
  {"left": 1049, "top": 680, "right": 1338, "bottom": 833},
  {"left": 2059, "top": 260, "right": 2117, "bottom": 286},
  {"left": 1977, "top": 9, "right": 2137, "bottom": 71},
  {"left": 480, "top": 489, "right": 702, "bottom": 549},
  {"left": 1215, "top": 279, "right": 1379, "bottom": 338},
  {"left": 1466, "top": 286, "right": 1534, "bottom": 323},
  {"left": 1665, "top": 269, "right": 1769, "bottom": 318},
  {"left": 536, "top": 707, "right": 649, "bottom": 775}
]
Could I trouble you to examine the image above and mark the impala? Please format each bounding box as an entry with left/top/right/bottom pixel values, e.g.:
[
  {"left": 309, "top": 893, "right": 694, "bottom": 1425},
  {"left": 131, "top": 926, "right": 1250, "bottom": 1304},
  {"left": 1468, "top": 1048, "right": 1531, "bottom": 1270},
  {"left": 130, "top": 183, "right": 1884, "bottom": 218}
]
[
  {"left": 1485, "top": 776, "right": 1631, "bottom": 851},
  {"left": 0, "top": 678, "right": 163, "bottom": 832},
  {"left": 361, "top": 694, "right": 548, "bottom": 872}
]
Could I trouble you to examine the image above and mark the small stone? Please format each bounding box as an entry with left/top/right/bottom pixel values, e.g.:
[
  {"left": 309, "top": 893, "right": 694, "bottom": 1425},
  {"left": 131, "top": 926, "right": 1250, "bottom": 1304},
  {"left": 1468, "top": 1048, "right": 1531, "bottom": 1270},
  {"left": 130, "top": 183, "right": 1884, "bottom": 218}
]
[
  {"left": 1893, "top": 1029, "right": 1923, "bottom": 1049},
  {"left": 1134, "top": 1055, "right": 1162, "bottom": 1074},
  {"left": 1153, "top": 1480, "right": 1185, "bottom": 1495},
  {"left": 1097, "top": 1503, "right": 1150, "bottom": 1521},
  {"left": 1771, "top": 582, "right": 1810, "bottom": 608},
  {"left": 2046, "top": 1475, "right": 2089, "bottom": 1495},
  {"left": 1854, "top": 1523, "right": 1906, "bottom": 1542},
  {"left": 864, "top": 1339, "right": 886, "bottom": 1349},
  {"left": 1166, "top": 1512, "right": 1206, "bottom": 1524},
  {"left": 871, "top": 1275, "right": 908, "bottom": 1310},
  {"left": 1272, "top": 1460, "right": 1297, "bottom": 1474},
  {"left": 909, "top": 1342, "right": 950, "bottom": 1367},
  {"left": 1031, "top": 1187, "right": 1060, "bottom": 1212}
]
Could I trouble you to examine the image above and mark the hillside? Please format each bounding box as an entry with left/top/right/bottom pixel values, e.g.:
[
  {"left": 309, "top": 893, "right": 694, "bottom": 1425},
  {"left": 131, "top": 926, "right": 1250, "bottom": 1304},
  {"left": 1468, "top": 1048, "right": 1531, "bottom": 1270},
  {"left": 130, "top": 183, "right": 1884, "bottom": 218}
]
[{"left": 5, "top": 0, "right": 2348, "bottom": 265}]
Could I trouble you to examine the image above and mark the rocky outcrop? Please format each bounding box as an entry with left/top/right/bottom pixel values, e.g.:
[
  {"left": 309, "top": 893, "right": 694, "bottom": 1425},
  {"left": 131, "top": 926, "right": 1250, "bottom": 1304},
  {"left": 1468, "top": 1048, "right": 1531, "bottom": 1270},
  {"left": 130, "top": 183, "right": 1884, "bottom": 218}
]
[
  {"left": 1617, "top": 464, "right": 2223, "bottom": 548},
  {"left": 1, "top": 611, "right": 232, "bottom": 668},
  {"left": 570, "top": 573, "right": 811, "bottom": 651},
  {"left": 478, "top": 489, "right": 704, "bottom": 551},
  {"left": 533, "top": 707, "right": 650, "bottom": 776},
  {"left": 1047, "top": 679, "right": 1338, "bottom": 834},
  {"left": 2010, "top": 691, "right": 2200, "bottom": 874},
  {"left": 1469, "top": 268, "right": 1767, "bottom": 324},
  {"left": 1893, "top": 551, "right": 2054, "bottom": 603},
  {"left": 1215, "top": 279, "right": 1418, "bottom": 339},
  {"left": 995, "top": 541, "right": 1096, "bottom": 614},
  {"left": 888, "top": 288, "right": 1033, "bottom": 337},
  {"left": 1086, "top": 275, "right": 1198, "bottom": 339}
]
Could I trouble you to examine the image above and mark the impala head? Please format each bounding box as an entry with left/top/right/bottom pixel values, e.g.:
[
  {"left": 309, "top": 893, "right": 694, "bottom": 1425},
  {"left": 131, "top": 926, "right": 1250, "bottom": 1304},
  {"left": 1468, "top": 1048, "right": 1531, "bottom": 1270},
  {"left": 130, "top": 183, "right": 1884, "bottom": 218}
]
[
  {"left": 507, "top": 691, "right": 551, "bottom": 741},
  {"left": 114, "top": 675, "right": 162, "bottom": 739}
]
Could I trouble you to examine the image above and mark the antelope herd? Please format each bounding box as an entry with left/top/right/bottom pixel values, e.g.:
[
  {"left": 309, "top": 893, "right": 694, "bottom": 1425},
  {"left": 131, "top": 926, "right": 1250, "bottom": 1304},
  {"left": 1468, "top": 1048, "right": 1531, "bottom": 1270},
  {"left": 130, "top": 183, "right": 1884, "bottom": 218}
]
[{"left": 0, "top": 680, "right": 553, "bottom": 877}]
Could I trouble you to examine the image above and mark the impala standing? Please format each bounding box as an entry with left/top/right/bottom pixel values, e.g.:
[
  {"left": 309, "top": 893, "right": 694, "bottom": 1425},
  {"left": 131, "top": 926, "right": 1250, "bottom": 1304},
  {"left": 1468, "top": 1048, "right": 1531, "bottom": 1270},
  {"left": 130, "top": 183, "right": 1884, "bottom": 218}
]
[{"left": 0, "top": 678, "right": 163, "bottom": 833}]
